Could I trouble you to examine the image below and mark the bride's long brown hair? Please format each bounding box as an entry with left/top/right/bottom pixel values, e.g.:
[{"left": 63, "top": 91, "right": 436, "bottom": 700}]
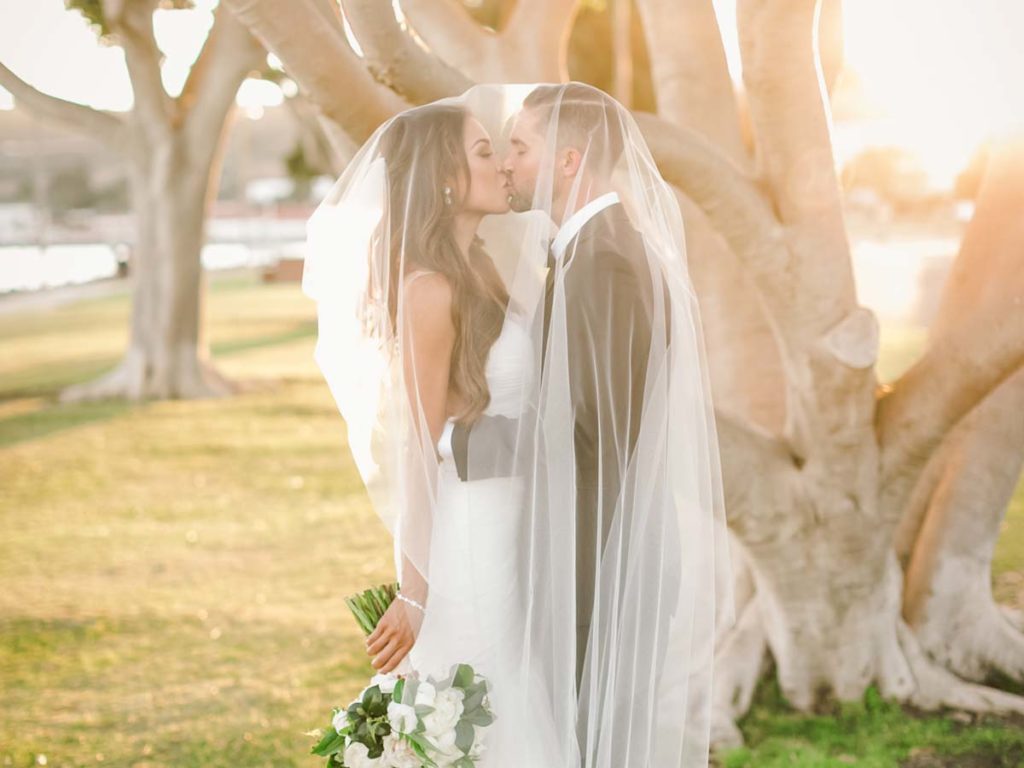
[{"left": 376, "top": 103, "right": 510, "bottom": 425}]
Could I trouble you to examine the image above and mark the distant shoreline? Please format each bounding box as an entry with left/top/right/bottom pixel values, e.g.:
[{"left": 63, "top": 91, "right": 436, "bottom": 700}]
[{"left": 0, "top": 265, "right": 261, "bottom": 316}]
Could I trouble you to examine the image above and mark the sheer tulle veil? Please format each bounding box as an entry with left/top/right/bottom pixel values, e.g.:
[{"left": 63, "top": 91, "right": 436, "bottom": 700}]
[{"left": 303, "top": 82, "right": 735, "bottom": 767}]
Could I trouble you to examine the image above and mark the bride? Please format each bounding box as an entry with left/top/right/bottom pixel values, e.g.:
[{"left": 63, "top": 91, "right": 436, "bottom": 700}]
[{"left": 303, "top": 83, "right": 734, "bottom": 767}]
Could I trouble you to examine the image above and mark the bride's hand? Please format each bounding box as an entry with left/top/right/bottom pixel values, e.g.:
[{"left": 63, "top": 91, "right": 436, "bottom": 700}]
[{"left": 365, "top": 599, "right": 422, "bottom": 673}]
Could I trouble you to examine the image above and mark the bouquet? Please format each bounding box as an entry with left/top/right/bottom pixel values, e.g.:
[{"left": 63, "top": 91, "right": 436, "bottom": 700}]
[{"left": 309, "top": 583, "right": 496, "bottom": 767}]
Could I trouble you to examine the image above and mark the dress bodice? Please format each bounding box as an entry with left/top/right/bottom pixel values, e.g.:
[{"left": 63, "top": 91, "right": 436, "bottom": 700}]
[
  {"left": 481, "top": 314, "right": 533, "bottom": 417},
  {"left": 403, "top": 269, "right": 534, "bottom": 421}
]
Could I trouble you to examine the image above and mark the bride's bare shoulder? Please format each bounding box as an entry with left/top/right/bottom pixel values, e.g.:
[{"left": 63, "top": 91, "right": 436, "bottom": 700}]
[
  {"left": 402, "top": 269, "right": 454, "bottom": 333},
  {"left": 403, "top": 268, "right": 451, "bottom": 299}
]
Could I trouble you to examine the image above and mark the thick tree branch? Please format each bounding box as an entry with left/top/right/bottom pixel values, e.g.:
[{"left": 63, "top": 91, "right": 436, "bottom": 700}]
[
  {"left": 736, "top": 0, "right": 841, "bottom": 228},
  {"left": 223, "top": 0, "right": 407, "bottom": 142},
  {"left": 399, "top": 0, "right": 489, "bottom": 71},
  {"left": 181, "top": 4, "right": 264, "bottom": 166},
  {"left": 878, "top": 359, "right": 1024, "bottom": 521},
  {"left": 634, "top": 112, "right": 790, "bottom": 298},
  {"left": 503, "top": 0, "right": 577, "bottom": 35},
  {"left": 674, "top": 190, "right": 789, "bottom": 437},
  {"left": 102, "top": 0, "right": 174, "bottom": 139},
  {"left": 0, "top": 62, "right": 126, "bottom": 145},
  {"left": 638, "top": 112, "right": 828, "bottom": 455},
  {"left": 399, "top": 0, "right": 578, "bottom": 82},
  {"left": 341, "top": 0, "right": 472, "bottom": 103},
  {"left": 502, "top": 0, "right": 579, "bottom": 81},
  {"left": 636, "top": 0, "right": 747, "bottom": 167},
  {"left": 736, "top": 0, "right": 856, "bottom": 333},
  {"left": 900, "top": 366, "right": 1024, "bottom": 681},
  {"left": 877, "top": 133, "right": 1024, "bottom": 509}
]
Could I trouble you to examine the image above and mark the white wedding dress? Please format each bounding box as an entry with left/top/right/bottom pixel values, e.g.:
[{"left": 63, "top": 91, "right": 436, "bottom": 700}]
[{"left": 402, "top": 271, "right": 563, "bottom": 767}]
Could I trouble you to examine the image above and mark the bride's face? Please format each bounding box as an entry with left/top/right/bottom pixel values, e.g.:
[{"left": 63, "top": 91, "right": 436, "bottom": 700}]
[{"left": 455, "top": 116, "right": 510, "bottom": 216}]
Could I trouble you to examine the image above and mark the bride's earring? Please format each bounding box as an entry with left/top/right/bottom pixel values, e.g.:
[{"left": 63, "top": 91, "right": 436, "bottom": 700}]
[{"left": 443, "top": 185, "right": 453, "bottom": 206}]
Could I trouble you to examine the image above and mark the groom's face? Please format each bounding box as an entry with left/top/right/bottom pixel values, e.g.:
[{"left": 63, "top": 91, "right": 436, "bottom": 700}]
[{"left": 502, "top": 108, "right": 545, "bottom": 213}]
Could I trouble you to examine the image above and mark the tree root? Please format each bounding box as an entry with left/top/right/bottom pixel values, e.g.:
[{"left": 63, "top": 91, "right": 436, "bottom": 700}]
[
  {"left": 709, "top": 606, "right": 1024, "bottom": 753},
  {"left": 910, "top": 587, "right": 1024, "bottom": 685},
  {"left": 58, "top": 349, "right": 240, "bottom": 403},
  {"left": 895, "top": 619, "right": 1024, "bottom": 716},
  {"left": 710, "top": 595, "right": 769, "bottom": 750}
]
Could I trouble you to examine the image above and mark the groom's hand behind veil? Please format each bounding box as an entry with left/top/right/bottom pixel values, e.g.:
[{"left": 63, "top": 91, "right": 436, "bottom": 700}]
[
  {"left": 451, "top": 413, "right": 520, "bottom": 482},
  {"left": 365, "top": 600, "right": 422, "bottom": 673}
]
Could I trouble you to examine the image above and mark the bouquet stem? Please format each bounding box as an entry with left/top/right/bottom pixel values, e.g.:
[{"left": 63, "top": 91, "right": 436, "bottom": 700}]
[{"left": 345, "top": 582, "right": 399, "bottom": 635}]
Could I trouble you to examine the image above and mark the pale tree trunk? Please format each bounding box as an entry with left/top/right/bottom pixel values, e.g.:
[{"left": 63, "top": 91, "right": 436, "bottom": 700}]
[
  {"left": 706, "top": 0, "right": 1024, "bottom": 744},
  {"left": 71, "top": 127, "right": 228, "bottom": 401},
  {"left": 1, "top": 0, "right": 264, "bottom": 401},
  {"left": 220, "top": 0, "right": 1024, "bottom": 753},
  {"left": 895, "top": 134, "right": 1024, "bottom": 684}
]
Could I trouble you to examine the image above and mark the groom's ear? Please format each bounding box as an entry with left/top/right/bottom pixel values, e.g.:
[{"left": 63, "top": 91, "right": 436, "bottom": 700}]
[{"left": 560, "top": 147, "right": 583, "bottom": 178}]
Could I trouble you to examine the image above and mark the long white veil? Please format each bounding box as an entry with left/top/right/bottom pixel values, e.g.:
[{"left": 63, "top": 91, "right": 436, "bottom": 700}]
[{"left": 303, "top": 82, "right": 735, "bottom": 767}]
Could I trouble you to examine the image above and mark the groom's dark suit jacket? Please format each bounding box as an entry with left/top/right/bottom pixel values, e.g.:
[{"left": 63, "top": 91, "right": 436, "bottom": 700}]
[{"left": 451, "top": 202, "right": 674, "bottom": 699}]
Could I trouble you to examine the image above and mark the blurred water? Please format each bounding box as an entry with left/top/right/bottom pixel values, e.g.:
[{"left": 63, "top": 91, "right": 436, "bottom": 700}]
[
  {"left": 0, "top": 242, "right": 300, "bottom": 294},
  {"left": 0, "top": 236, "right": 958, "bottom": 324}
]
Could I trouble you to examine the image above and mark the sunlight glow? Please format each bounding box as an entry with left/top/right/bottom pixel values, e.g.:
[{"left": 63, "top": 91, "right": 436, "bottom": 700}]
[
  {"left": 841, "top": 0, "right": 1024, "bottom": 187},
  {"left": 153, "top": 1, "right": 215, "bottom": 97},
  {"left": 711, "top": 0, "right": 1024, "bottom": 189}
]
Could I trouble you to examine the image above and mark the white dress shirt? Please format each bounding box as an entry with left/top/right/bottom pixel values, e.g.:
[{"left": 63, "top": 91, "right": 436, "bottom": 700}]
[{"left": 550, "top": 190, "right": 621, "bottom": 262}]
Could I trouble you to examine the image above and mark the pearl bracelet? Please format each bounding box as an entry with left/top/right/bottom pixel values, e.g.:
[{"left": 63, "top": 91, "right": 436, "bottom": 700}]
[{"left": 397, "top": 592, "right": 425, "bottom": 613}]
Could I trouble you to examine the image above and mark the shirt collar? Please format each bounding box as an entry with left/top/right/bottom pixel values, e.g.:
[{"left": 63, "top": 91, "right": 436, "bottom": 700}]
[{"left": 550, "top": 191, "right": 621, "bottom": 260}]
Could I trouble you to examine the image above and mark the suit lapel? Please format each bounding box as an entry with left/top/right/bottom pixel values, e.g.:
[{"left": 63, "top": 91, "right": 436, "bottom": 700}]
[{"left": 540, "top": 203, "right": 621, "bottom": 369}]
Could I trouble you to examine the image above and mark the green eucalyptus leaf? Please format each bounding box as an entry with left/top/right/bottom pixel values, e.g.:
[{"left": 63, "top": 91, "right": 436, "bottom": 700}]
[
  {"left": 453, "top": 663, "right": 474, "bottom": 689},
  {"left": 454, "top": 719, "right": 475, "bottom": 752}
]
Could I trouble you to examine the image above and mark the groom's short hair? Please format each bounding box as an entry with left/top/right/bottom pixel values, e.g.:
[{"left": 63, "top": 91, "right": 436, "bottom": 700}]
[{"left": 523, "top": 83, "right": 626, "bottom": 177}]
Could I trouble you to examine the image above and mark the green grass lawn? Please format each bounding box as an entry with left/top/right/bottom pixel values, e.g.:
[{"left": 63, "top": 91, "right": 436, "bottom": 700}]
[{"left": 0, "top": 272, "right": 1021, "bottom": 767}]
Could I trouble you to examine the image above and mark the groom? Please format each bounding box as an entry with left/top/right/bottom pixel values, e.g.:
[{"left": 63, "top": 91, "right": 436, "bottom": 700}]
[{"left": 447, "top": 82, "right": 669, "bottom": 699}]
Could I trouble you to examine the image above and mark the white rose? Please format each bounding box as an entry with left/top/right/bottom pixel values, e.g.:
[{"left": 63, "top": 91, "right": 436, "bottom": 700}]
[
  {"left": 342, "top": 741, "right": 381, "bottom": 768},
  {"left": 427, "top": 727, "right": 457, "bottom": 753},
  {"left": 331, "top": 708, "right": 349, "bottom": 733},
  {"left": 414, "top": 680, "right": 436, "bottom": 708},
  {"left": 427, "top": 731, "right": 466, "bottom": 768},
  {"left": 422, "top": 687, "right": 464, "bottom": 737},
  {"left": 386, "top": 701, "right": 418, "bottom": 735},
  {"left": 382, "top": 733, "right": 421, "bottom": 768},
  {"left": 371, "top": 672, "right": 399, "bottom": 695}
]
